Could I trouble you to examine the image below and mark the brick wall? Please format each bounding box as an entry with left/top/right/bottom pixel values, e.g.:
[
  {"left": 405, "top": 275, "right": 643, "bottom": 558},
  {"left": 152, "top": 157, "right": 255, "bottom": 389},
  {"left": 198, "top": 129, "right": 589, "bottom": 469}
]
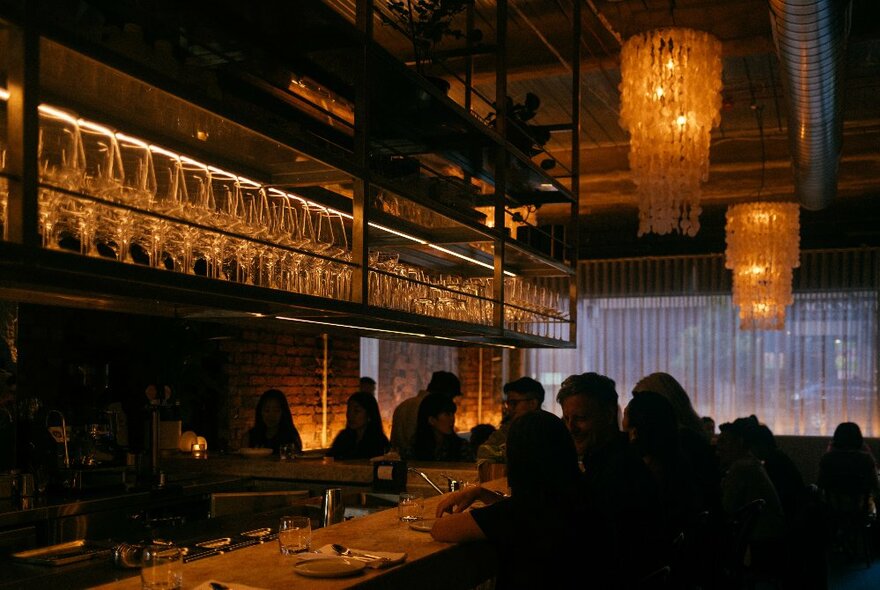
[
  {"left": 222, "top": 329, "right": 360, "bottom": 451},
  {"left": 457, "top": 348, "right": 505, "bottom": 431},
  {"left": 13, "top": 303, "right": 504, "bottom": 456}
]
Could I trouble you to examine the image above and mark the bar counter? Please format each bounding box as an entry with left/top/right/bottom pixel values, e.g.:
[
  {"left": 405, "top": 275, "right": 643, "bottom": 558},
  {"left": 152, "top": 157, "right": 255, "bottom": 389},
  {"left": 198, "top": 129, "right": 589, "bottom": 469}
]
[
  {"left": 160, "top": 454, "right": 478, "bottom": 496},
  {"left": 90, "top": 481, "right": 501, "bottom": 590}
]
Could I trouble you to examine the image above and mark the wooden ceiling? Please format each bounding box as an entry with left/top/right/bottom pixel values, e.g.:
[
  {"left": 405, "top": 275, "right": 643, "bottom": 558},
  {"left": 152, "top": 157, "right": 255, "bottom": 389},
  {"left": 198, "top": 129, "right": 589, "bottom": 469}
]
[{"left": 360, "top": 0, "right": 880, "bottom": 258}]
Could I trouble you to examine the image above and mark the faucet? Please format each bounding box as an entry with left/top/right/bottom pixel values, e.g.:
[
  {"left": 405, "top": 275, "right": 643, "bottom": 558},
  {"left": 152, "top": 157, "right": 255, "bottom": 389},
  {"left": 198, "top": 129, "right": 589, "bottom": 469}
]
[
  {"left": 45, "top": 410, "right": 70, "bottom": 468},
  {"left": 407, "top": 468, "right": 445, "bottom": 495}
]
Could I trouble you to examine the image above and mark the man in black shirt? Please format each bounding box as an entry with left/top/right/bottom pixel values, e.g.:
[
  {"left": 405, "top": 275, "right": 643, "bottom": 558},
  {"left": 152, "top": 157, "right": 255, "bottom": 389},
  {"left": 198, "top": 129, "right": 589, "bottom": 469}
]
[{"left": 556, "top": 373, "right": 666, "bottom": 586}]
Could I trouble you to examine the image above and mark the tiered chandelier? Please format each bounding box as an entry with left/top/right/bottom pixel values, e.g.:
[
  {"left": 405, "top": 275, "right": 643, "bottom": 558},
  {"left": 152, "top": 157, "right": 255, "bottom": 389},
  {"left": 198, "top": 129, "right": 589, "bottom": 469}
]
[
  {"left": 619, "top": 28, "right": 723, "bottom": 237},
  {"left": 725, "top": 202, "right": 801, "bottom": 330}
]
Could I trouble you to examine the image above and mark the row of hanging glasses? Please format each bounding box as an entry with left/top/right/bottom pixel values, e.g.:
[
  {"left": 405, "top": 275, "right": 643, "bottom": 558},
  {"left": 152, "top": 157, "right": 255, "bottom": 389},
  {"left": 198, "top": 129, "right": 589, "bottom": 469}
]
[
  {"left": 0, "top": 97, "right": 569, "bottom": 336},
  {"left": 368, "top": 250, "right": 570, "bottom": 336},
  {"left": 34, "top": 104, "right": 353, "bottom": 301},
  {"left": 504, "top": 277, "right": 570, "bottom": 339},
  {"left": 368, "top": 251, "right": 495, "bottom": 325}
]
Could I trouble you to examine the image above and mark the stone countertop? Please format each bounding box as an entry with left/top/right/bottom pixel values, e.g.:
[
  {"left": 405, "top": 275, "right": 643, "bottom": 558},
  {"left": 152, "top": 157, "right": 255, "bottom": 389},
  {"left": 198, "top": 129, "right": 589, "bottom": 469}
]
[
  {"left": 161, "top": 455, "right": 478, "bottom": 496},
  {"left": 89, "top": 480, "right": 504, "bottom": 590}
]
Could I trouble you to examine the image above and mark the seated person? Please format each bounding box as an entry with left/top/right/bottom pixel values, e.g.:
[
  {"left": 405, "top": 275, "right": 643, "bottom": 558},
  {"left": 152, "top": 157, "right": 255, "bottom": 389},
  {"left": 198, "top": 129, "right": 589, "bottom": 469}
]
[
  {"left": 326, "top": 392, "right": 389, "bottom": 460},
  {"left": 412, "top": 392, "right": 473, "bottom": 462},
  {"left": 716, "top": 418, "right": 786, "bottom": 572},
  {"left": 390, "top": 371, "right": 461, "bottom": 457},
  {"left": 468, "top": 423, "right": 496, "bottom": 455},
  {"left": 744, "top": 418, "right": 804, "bottom": 526},
  {"left": 432, "top": 411, "right": 588, "bottom": 590},
  {"left": 557, "top": 372, "right": 667, "bottom": 584},
  {"left": 476, "top": 377, "right": 544, "bottom": 481},
  {"left": 818, "top": 421, "right": 880, "bottom": 508},
  {"left": 624, "top": 391, "right": 703, "bottom": 537},
  {"left": 243, "top": 389, "right": 302, "bottom": 454}
]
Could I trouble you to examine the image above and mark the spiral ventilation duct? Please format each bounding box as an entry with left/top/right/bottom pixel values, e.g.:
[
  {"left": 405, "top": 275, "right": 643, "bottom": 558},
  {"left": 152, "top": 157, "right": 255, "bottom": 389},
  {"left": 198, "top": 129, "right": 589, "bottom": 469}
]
[{"left": 768, "top": 0, "right": 851, "bottom": 211}]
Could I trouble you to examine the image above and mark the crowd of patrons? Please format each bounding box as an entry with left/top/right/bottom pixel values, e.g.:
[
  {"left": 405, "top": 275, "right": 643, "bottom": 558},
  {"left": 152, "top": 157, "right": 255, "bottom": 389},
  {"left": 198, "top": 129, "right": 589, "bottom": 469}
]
[{"left": 242, "top": 371, "right": 878, "bottom": 589}]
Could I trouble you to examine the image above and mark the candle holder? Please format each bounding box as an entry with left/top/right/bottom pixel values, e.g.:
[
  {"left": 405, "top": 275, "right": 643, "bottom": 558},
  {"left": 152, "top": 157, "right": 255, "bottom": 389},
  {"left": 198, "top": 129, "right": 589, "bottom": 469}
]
[{"left": 190, "top": 442, "right": 208, "bottom": 459}]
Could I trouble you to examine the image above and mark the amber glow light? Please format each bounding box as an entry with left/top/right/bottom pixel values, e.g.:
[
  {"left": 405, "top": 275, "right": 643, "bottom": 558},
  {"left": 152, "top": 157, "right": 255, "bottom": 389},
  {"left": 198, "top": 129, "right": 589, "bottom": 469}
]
[
  {"left": 619, "top": 28, "right": 722, "bottom": 236},
  {"left": 725, "top": 202, "right": 800, "bottom": 330}
]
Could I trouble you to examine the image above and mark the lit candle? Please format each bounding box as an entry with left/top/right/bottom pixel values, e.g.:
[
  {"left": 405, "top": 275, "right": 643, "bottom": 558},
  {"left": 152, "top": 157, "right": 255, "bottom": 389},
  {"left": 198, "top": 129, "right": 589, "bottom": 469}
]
[{"left": 191, "top": 442, "right": 207, "bottom": 459}]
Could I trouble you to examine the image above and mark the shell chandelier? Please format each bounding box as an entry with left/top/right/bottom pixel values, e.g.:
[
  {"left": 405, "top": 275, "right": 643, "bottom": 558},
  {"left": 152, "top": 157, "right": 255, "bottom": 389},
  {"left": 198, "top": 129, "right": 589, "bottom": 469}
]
[
  {"left": 725, "top": 202, "right": 801, "bottom": 331},
  {"left": 619, "top": 28, "right": 723, "bottom": 237}
]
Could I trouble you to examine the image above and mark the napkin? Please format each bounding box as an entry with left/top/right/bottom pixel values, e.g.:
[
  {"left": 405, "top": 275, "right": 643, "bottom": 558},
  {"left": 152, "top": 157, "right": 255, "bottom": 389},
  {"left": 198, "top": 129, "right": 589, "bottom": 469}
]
[
  {"left": 192, "top": 580, "right": 268, "bottom": 590},
  {"left": 306, "top": 544, "right": 407, "bottom": 568}
]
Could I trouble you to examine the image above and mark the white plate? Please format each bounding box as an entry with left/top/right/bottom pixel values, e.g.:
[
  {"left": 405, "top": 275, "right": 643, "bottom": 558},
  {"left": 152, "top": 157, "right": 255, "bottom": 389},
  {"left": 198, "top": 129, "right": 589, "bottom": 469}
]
[
  {"left": 409, "top": 519, "right": 435, "bottom": 533},
  {"left": 294, "top": 557, "right": 366, "bottom": 578},
  {"left": 238, "top": 448, "right": 273, "bottom": 458}
]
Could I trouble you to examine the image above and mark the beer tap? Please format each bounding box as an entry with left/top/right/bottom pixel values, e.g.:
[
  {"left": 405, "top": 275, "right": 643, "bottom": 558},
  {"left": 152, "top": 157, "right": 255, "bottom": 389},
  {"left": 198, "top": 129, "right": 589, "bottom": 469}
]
[{"left": 46, "top": 409, "right": 70, "bottom": 468}]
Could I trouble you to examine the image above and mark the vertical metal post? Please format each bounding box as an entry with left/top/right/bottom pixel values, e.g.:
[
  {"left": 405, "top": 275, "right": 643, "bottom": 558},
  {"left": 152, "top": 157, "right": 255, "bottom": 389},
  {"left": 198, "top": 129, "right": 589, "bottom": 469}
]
[
  {"left": 492, "top": 0, "right": 508, "bottom": 331},
  {"left": 477, "top": 348, "right": 483, "bottom": 423},
  {"left": 352, "top": 0, "right": 373, "bottom": 306},
  {"left": 464, "top": 2, "right": 474, "bottom": 115},
  {"left": 5, "top": 9, "right": 40, "bottom": 247},
  {"left": 568, "top": 0, "right": 581, "bottom": 345},
  {"left": 321, "top": 333, "right": 329, "bottom": 448}
]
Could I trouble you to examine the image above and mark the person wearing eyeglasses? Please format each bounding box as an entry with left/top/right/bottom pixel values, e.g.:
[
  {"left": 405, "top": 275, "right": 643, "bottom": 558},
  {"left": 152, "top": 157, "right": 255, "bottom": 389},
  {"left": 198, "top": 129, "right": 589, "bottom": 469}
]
[{"left": 476, "top": 377, "right": 544, "bottom": 482}]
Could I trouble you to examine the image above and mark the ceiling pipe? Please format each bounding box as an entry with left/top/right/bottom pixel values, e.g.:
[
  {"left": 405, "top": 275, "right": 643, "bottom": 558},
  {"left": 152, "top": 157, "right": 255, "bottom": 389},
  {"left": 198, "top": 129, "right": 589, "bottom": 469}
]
[{"left": 768, "top": 0, "right": 851, "bottom": 211}]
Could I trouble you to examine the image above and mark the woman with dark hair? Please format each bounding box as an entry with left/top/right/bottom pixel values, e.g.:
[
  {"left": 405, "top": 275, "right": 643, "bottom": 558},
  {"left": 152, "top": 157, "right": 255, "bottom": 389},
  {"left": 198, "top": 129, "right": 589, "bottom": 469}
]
[
  {"left": 633, "top": 373, "right": 720, "bottom": 514},
  {"left": 624, "top": 391, "right": 702, "bottom": 535},
  {"left": 243, "top": 389, "right": 302, "bottom": 454},
  {"left": 327, "top": 392, "right": 389, "bottom": 460},
  {"left": 412, "top": 392, "right": 472, "bottom": 462},
  {"left": 432, "top": 411, "right": 590, "bottom": 589},
  {"left": 818, "top": 422, "right": 879, "bottom": 501}
]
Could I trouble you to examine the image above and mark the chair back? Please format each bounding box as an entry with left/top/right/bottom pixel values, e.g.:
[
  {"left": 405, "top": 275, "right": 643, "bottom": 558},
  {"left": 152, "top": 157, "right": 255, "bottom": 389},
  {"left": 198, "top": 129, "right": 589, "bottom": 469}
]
[
  {"left": 637, "top": 565, "right": 671, "bottom": 590},
  {"left": 719, "top": 499, "right": 766, "bottom": 587}
]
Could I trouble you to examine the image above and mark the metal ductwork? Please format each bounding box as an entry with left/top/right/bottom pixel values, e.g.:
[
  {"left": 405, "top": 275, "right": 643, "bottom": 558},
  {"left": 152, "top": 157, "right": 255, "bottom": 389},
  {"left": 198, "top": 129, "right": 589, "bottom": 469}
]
[{"left": 769, "top": 0, "right": 851, "bottom": 211}]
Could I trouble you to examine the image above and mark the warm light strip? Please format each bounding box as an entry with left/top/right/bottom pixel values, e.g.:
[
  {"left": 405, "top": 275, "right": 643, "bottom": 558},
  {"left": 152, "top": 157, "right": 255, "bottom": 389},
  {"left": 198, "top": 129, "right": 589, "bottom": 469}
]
[
  {"left": 77, "top": 118, "right": 115, "bottom": 137},
  {"left": 148, "top": 144, "right": 181, "bottom": 160},
  {"left": 433, "top": 336, "right": 516, "bottom": 349},
  {"left": 37, "top": 104, "right": 78, "bottom": 125},
  {"left": 276, "top": 315, "right": 427, "bottom": 338},
  {"left": 369, "top": 222, "right": 426, "bottom": 245},
  {"left": 0, "top": 88, "right": 8, "bottom": 100},
  {"left": 115, "top": 132, "right": 149, "bottom": 148}
]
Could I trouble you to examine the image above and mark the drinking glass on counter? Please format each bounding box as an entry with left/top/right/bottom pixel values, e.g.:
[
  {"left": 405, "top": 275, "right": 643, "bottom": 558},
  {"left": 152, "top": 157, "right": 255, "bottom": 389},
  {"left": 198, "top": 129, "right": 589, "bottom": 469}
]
[
  {"left": 398, "top": 492, "right": 424, "bottom": 523},
  {"left": 279, "top": 443, "right": 297, "bottom": 462},
  {"left": 278, "top": 515, "right": 311, "bottom": 555},
  {"left": 140, "top": 544, "right": 182, "bottom": 590}
]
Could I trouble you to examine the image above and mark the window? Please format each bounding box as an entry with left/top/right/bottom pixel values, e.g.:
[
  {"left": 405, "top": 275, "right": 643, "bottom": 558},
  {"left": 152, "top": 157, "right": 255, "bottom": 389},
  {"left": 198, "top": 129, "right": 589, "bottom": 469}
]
[{"left": 526, "top": 290, "right": 879, "bottom": 436}]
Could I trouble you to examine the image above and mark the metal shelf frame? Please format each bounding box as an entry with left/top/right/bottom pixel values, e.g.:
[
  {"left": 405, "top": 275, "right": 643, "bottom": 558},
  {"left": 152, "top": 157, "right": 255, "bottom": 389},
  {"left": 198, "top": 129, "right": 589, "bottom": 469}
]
[{"left": 0, "top": 0, "right": 579, "bottom": 348}]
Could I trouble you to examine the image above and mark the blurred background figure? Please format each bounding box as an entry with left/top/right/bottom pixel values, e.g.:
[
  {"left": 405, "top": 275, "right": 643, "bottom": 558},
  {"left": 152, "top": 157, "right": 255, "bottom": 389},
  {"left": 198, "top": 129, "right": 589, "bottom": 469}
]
[
  {"left": 326, "top": 392, "right": 389, "bottom": 460},
  {"left": 701, "top": 416, "right": 716, "bottom": 442},
  {"left": 818, "top": 422, "right": 879, "bottom": 510},
  {"left": 468, "top": 424, "right": 496, "bottom": 456},
  {"left": 390, "top": 370, "right": 461, "bottom": 457},
  {"left": 412, "top": 392, "right": 472, "bottom": 462},
  {"left": 358, "top": 376, "right": 376, "bottom": 396},
  {"left": 243, "top": 389, "right": 302, "bottom": 454}
]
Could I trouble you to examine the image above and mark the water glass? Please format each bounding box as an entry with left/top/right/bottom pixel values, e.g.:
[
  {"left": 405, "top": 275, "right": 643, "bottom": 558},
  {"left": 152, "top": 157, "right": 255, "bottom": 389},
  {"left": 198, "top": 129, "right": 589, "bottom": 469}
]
[
  {"left": 398, "top": 492, "right": 424, "bottom": 522},
  {"left": 278, "top": 515, "right": 311, "bottom": 555},
  {"left": 279, "top": 443, "right": 296, "bottom": 462},
  {"left": 140, "top": 544, "right": 182, "bottom": 590}
]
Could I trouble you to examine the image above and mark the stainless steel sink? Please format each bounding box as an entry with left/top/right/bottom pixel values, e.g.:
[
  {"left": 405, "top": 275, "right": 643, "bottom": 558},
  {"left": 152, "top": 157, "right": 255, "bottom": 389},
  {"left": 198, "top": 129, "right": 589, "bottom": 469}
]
[{"left": 340, "top": 491, "right": 399, "bottom": 520}]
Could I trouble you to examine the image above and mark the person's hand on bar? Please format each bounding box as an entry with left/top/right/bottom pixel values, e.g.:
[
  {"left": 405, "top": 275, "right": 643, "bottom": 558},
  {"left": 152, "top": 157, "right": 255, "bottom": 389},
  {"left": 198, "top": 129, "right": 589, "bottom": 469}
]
[{"left": 435, "top": 484, "right": 505, "bottom": 517}]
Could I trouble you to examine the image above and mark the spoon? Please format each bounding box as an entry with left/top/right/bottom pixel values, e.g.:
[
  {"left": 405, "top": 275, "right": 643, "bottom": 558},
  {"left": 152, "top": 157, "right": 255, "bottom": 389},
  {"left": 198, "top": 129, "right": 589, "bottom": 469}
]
[{"left": 330, "top": 544, "right": 387, "bottom": 562}]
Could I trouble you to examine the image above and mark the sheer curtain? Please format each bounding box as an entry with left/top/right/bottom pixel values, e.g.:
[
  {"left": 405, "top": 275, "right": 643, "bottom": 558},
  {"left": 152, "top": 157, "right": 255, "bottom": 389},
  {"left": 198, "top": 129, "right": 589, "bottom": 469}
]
[{"left": 526, "top": 250, "right": 880, "bottom": 436}]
